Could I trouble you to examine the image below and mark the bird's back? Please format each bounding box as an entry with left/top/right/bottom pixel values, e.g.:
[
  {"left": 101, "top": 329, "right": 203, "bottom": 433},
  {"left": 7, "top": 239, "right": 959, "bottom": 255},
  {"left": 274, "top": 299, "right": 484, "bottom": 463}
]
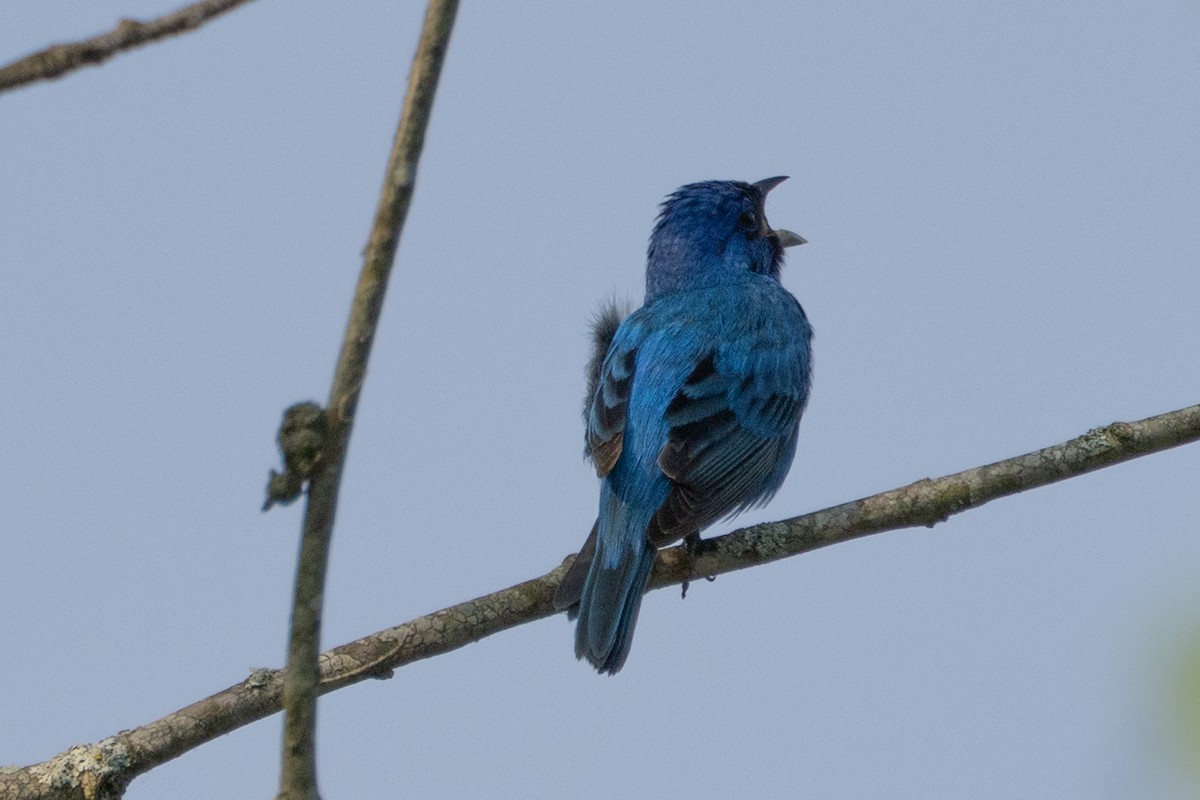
[{"left": 606, "top": 276, "right": 812, "bottom": 527}]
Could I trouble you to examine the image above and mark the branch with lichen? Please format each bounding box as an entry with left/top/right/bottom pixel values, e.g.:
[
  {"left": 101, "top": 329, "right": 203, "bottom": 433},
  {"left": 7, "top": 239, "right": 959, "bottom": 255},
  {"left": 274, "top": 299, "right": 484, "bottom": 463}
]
[
  {"left": 0, "top": 0, "right": 257, "bottom": 94},
  {"left": 3, "top": 402, "right": 1197, "bottom": 800}
]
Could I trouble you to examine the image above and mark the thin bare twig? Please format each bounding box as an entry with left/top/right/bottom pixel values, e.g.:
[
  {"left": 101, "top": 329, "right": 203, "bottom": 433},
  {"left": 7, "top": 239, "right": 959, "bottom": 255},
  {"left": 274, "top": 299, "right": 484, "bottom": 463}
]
[
  {"left": 4, "top": 402, "right": 1197, "bottom": 800},
  {"left": 275, "top": 2, "right": 459, "bottom": 799},
  {"left": 0, "top": 0, "right": 257, "bottom": 94}
]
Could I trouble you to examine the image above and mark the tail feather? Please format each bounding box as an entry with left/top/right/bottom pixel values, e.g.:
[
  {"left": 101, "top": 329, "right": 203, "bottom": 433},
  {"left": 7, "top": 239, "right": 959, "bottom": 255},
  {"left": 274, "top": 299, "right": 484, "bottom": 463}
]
[
  {"left": 553, "top": 520, "right": 597, "bottom": 620},
  {"left": 574, "top": 535, "right": 656, "bottom": 674}
]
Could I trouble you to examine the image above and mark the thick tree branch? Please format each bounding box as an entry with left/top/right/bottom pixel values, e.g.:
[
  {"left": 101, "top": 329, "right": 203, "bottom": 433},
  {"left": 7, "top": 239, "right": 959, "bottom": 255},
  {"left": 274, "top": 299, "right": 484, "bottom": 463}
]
[
  {"left": 3, "top": 402, "right": 1197, "bottom": 799},
  {"left": 275, "top": 2, "right": 459, "bottom": 800},
  {"left": 0, "top": 0, "right": 256, "bottom": 94}
]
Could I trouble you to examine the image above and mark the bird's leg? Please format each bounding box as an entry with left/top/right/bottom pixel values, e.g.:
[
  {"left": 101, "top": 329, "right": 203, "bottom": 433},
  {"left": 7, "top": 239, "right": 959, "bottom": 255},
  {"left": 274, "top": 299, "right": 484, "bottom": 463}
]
[{"left": 680, "top": 532, "right": 718, "bottom": 599}]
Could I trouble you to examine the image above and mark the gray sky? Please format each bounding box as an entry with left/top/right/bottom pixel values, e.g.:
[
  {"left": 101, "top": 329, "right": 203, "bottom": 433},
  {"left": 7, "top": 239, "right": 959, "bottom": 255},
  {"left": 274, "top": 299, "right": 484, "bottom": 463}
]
[{"left": 3, "top": 2, "right": 1200, "bottom": 798}]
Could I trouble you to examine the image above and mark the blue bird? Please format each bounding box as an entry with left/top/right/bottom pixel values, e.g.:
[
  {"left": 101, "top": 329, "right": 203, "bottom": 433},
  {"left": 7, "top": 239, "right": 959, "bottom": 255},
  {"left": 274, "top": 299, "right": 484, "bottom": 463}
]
[{"left": 553, "top": 177, "right": 813, "bottom": 674}]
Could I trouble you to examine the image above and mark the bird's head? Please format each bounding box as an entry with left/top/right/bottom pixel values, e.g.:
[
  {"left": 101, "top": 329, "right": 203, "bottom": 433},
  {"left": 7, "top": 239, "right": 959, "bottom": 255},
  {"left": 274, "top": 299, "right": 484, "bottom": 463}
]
[{"left": 645, "top": 177, "right": 805, "bottom": 301}]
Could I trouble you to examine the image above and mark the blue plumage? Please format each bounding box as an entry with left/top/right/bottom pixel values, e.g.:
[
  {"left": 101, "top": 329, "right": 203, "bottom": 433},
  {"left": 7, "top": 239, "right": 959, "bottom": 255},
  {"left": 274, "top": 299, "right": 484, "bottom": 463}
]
[{"left": 554, "top": 178, "right": 813, "bottom": 674}]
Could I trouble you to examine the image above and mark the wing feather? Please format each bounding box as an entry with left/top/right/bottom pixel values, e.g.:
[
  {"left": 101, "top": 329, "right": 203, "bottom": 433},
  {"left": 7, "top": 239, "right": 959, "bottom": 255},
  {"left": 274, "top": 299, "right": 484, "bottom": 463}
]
[
  {"left": 586, "top": 324, "right": 641, "bottom": 477},
  {"left": 650, "top": 334, "right": 808, "bottom": 545}
]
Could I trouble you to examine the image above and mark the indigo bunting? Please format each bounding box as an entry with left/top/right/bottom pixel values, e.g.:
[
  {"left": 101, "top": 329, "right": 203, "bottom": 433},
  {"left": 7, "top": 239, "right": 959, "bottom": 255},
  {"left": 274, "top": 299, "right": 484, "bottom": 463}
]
[{"left": 554, "top": 177, "right": 813, "bottom": 674}]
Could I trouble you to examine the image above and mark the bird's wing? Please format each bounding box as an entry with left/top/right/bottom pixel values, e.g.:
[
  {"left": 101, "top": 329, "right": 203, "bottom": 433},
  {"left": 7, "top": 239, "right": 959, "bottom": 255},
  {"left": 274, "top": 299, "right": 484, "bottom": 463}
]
[
  {"left": 584, "top": 313, "right": 646, "bottom": 477},
  {"left": 650, "top": 329, "right": 809, "bottom": 546}
]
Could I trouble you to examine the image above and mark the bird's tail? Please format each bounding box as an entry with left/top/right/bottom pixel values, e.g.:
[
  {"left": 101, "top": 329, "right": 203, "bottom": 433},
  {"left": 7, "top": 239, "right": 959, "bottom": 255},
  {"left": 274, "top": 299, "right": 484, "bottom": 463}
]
[
  {"left": 572, "top": 495, "right": 657, "bottom": 675},
  {"left": 553, "top": 520, "right": 597, "bottom": 620}
]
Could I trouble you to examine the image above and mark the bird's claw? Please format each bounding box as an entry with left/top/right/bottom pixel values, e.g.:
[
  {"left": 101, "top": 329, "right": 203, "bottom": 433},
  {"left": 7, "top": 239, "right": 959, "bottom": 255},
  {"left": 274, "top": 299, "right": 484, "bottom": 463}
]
[{"left": 680, "top": 533, "right": 717, "bottom": 599}]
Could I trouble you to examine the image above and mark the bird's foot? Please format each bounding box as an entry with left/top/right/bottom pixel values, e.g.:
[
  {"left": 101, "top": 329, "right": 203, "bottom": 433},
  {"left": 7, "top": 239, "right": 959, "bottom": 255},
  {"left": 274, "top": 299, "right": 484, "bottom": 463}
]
[{"left": 680, "top": 533, "right": 718, "bottom": 599}]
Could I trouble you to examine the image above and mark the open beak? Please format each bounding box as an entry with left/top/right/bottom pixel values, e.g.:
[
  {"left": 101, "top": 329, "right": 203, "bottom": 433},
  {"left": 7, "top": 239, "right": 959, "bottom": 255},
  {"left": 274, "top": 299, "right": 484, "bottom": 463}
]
[
  {"left": 752, "top": 175, "right": 790, "bottom": 195},
  {"left": 773, "top": 229, "right": 807, "bottom": 248},
  {"left": 752, "top": 177, "right": 806, "bottom": 247}
]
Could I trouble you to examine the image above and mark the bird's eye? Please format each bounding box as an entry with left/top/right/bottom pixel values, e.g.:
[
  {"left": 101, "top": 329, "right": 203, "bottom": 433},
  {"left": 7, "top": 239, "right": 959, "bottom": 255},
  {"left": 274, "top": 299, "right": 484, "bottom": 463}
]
[{"left": 737, "top": 211, "right": 759, "bottom": 232}]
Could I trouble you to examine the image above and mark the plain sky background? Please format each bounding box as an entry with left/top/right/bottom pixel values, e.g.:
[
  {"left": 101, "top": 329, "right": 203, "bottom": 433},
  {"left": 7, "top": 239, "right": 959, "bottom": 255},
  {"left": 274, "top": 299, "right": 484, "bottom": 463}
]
[{"left": 3, "top": 2, "right": 1199, "bottom": 798}]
